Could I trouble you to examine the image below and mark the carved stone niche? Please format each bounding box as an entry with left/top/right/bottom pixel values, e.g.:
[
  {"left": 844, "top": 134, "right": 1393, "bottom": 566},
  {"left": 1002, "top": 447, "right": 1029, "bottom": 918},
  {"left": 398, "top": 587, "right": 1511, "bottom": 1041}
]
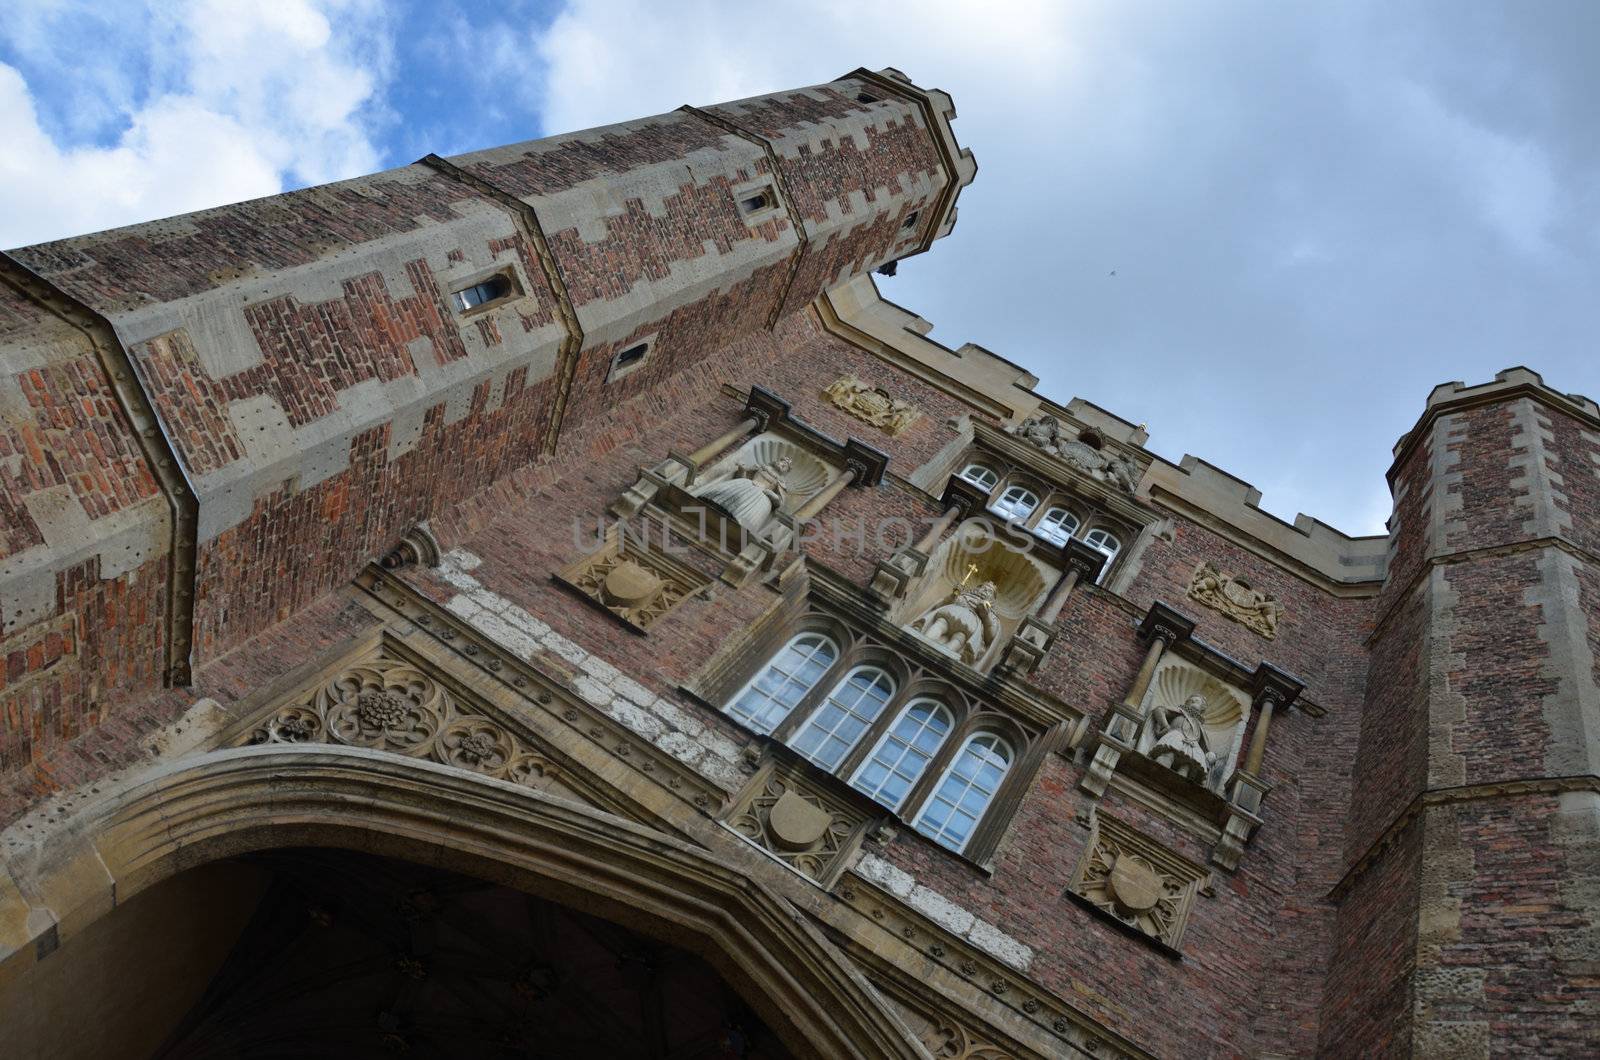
[
  {"left": 555, "top": 529, "right": 709, "bottom": 632},
  {"left": 1067, "top": 812, "right": 1208, "bottom": 951},
  {"left": 687, "top": 431, "right": 839, "bottom": 538},
  {"left": 1133, "top": 659, "right": 1249, "bottom": 795},
  {"left": 896, "top": 526, "right": 1052, "bottom": 673},
  {"left": 725, "top": 748, "right": 886, "bottom": 887}
]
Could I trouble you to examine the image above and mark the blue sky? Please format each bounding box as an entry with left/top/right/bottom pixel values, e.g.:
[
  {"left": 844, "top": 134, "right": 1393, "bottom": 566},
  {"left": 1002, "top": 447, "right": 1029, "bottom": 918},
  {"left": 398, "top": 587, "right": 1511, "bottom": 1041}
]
[{"left": 4, "top": 1, "right": 1597, "bottom": 536}]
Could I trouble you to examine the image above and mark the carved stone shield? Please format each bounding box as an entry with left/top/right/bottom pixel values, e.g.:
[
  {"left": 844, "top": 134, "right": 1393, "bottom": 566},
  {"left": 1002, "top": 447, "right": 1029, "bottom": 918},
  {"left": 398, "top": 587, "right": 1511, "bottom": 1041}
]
[
  {"left": 767, "top": 789, "right": 832, "bottom": 851},
  {"left": 1106, "top": 853, "right": 1163, "bottom": 915}
]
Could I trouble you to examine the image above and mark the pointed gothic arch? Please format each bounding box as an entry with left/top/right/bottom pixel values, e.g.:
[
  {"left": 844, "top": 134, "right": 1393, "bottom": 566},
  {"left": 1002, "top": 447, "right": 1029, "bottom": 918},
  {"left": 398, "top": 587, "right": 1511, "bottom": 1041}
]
[{"left": 0, "top": 744, "right": 926, "bottom": 1059}]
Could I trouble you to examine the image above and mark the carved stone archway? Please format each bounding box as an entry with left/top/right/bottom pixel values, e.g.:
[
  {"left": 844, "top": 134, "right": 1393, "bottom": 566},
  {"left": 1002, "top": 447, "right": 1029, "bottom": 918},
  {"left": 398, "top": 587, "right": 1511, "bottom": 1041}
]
[{"left": 0, "top": 745, "right": 928, "bottom": 1059}]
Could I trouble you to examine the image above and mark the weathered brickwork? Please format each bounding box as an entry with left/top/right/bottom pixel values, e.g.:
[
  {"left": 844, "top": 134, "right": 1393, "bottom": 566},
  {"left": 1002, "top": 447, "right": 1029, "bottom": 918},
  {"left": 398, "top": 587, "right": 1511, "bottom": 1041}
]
[{"left": 3, "top": 74, "right": 1594, "bottom": 1060}]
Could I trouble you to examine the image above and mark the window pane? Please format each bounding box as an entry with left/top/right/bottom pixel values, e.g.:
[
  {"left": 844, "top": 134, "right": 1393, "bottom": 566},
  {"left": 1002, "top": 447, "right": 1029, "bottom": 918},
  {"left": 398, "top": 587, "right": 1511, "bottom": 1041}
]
[
  {"left": 913, "top": 733, "right": 1012, "bottom": 853},
  {"left": 850, "top": 700, "right": 951, "bottom": 811},
  {"left": 791, "top": 666, "right": 896, "bottom": 771},
  {"left": 726, "top": 633, "right": 837, "bottom": 734}
]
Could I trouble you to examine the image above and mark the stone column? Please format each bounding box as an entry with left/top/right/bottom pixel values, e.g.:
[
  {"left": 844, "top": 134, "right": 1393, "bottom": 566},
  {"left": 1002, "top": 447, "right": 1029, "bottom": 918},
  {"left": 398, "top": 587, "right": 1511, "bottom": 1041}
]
[
  {"left": 688, "top": 415, "right": 760, "bottom": 468},
  {"left": 1214, "top": 664, "right": 1302, "bottom": 871},
  {"left": 794, "top": 465, "right": 859, "bottom": 521}
]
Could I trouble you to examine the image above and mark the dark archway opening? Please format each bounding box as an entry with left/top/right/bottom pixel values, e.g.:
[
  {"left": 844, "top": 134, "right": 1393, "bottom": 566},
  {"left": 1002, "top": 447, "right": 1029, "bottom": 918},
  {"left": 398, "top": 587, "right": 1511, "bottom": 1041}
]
[{"left": 142, "top": 849, "right": 793, "bottom": 1060}]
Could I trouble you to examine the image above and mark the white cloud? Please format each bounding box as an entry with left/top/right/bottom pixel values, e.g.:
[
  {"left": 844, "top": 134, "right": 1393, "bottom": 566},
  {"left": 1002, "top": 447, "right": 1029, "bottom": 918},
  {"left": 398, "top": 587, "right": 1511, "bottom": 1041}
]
[{"left": 0, "top": 0, "right": 390, "bottom": 248}]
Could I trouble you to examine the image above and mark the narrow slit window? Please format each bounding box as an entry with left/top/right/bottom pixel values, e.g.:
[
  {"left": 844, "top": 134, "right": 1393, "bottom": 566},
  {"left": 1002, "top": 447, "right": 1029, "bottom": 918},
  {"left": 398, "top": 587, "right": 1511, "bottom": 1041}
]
[
  {"left": 452, "top": 273, "right": 513, "bottom": 312},
  {"left": 902, "top": 211, "right": 920, "bottom": 230},
  {"left": 608, "top": 341, "right": 651, "bottom": 381},
  {"left": 737, "top": 185, "right": 777, "bottom": 219}
]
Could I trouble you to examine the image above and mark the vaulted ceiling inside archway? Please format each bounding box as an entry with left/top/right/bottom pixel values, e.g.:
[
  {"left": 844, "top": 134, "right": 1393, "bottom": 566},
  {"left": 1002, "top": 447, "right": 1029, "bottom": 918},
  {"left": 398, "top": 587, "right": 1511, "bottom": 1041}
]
[{"left": 146, "top": 849, "right": 793, "bottom": 1060}]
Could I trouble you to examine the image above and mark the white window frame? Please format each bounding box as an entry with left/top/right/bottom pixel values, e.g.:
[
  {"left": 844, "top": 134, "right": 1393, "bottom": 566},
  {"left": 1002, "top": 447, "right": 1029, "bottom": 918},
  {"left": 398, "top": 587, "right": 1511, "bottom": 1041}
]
[
  {"left": 790, "top": 665, "right": 897, "bottom": 770},
  {"left": 1036, "top": 506, "right": 1081, "bottom": 546},
  {"left": 957, "top": 463, "right": 999, "bottom": 491},
  {"left": 849, "top": 698, "right": 953, "bottom": 811},
  {"left": 912, "top": 732, "right": 1013, "bottom": 853},
  {"left": 990, "top": 484, "right": 1040, "bottom": 523},
  {"left": 1083, "top": 527, "right": 1121, "bottom": 582},
  {"left": 726, "top": 632, "right": 838, "bottom": 735}
]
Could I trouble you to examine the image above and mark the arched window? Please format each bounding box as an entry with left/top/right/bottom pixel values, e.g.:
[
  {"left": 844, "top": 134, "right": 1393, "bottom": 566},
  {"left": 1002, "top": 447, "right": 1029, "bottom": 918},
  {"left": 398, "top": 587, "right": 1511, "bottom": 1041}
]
[
  {"left": 990, "top": 484, "right": 1039, "bottom": 522},
  {"left": 851, "top": 699, "right": 953, "bottom": 810},
  {"left": 1084, "top": 528, "right": 1121, "bottom": 580},
  {"left": 790, "top": 666, "right": 897, "bottom": 770},
  {"left": 1035, "top": 506, "right": 1080, "bottom": 545},
  {"left": 957, "top": 463, "right": 999, "bottom": 491},
  {"left": 913, "top": 733, "right": 1013, "bottom": 853},
  {"left": 727, "top": 632, "right": 837, "bottom": 734}
]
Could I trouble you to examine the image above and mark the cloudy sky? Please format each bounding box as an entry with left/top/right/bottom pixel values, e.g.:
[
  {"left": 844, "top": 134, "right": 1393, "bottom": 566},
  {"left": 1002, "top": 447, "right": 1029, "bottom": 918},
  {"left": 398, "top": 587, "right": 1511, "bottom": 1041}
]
[{"left": 3, "top": 1, "right": 1596, "bottom": 535}]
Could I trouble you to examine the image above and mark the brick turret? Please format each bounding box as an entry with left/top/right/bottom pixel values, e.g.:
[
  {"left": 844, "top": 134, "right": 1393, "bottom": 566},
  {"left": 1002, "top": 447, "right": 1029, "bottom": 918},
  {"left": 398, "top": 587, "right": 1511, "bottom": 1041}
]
[
  {"left": 1324, "top": 367, "right": 1600, "bottom": 1054},
  {"left": 0, "top": 70, "right": 975, "bottom": 775}
]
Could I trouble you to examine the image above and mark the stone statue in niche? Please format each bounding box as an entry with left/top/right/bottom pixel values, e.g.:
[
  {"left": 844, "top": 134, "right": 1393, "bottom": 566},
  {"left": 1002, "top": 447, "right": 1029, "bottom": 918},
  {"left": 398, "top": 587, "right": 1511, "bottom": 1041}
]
[
  {"left": 1006, "top": 415, "right": 1140, "bottom": 494},
  {"left": 690, "top": 455, "right": 792, "bottom": 532},
  {"left": 1147, "top": 694, "right": 1217, "bottom": 785},
  {"left": 910, "top": 565, "right": 1001, "bottom": 665},
  {"left": 1188, "top": 562, "right": 1283, "bottom": 639}
]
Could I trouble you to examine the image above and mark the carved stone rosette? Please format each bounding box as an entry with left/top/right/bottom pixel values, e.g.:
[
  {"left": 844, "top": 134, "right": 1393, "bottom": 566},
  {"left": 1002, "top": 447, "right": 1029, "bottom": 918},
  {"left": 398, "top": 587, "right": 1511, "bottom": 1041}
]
[
  {"left": 725, "top": 757, "right": 880, "bottom": 887},
  {"left": 822, "top": 375, "right": 921, "bottom": 436},
  {"left": 239, "top": 654, "right": 560, "bottom": 790},
  {"left": 1186, "top": 561, "right": 1283, "bottom": 639},
  {"left": 559, "top": 539, "right": 708, "bottom": 630},
  {"left": 1067, "top": 814, "right": 1207, "bottom": 951}
]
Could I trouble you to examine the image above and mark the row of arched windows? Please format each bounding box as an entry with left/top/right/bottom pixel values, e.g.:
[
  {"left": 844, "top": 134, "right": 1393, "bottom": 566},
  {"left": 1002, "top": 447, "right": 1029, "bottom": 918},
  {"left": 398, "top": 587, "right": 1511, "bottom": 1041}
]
[
  {"left": 726, "top": 632, "right": 1016, "bottom": 854},
  {"left": 958, "top": 463, "right": 1125, "bottom": 576}
]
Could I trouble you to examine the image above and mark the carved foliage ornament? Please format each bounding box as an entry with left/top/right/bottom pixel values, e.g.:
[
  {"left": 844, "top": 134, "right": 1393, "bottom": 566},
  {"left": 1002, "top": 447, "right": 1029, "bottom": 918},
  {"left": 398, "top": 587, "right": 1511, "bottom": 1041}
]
[
  {"left": 823, "top": 375, "right": 921, "bottom": 436},
  {"left": 1068, "top": 814, "right": 1206, "bottom": 950},
  {"left": 726, "top": 763, "right": 874, "bottom": 886},
  {"left": 240, "top": 655, "right": 561, "bottom": 789},
  {"left": 1187, "top": 561, "right": 1283, "bottom": 639}
]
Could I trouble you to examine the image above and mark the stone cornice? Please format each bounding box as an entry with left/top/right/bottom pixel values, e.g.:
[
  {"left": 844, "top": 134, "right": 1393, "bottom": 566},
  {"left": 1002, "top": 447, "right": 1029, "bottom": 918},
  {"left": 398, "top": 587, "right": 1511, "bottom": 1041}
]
[{"left": 1326, "top": 773, "right": 1600, "bottom": 901}]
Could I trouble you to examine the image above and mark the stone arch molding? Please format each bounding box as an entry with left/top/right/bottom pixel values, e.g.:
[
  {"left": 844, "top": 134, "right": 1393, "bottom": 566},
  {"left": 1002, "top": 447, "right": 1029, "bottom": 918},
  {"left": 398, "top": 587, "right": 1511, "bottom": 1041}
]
[{"left": 0, "top": 744, "right": 929, "bottom": 1060}]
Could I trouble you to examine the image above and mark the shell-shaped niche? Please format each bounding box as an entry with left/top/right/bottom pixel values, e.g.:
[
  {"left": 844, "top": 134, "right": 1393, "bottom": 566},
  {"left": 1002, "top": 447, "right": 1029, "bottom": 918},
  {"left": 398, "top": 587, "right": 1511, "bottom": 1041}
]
[
  {"left": 930, "top": 527, "right": 1052, "bottom": 620},
  {"left": 706, "top": 434, "right": 835, "bottom": 507},
  {"left": 897, "top": 527, "right": 1055, "bottom": 672},
  {"left": 1138, "top": 660, "right": 1249, "bottom": 785}
]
